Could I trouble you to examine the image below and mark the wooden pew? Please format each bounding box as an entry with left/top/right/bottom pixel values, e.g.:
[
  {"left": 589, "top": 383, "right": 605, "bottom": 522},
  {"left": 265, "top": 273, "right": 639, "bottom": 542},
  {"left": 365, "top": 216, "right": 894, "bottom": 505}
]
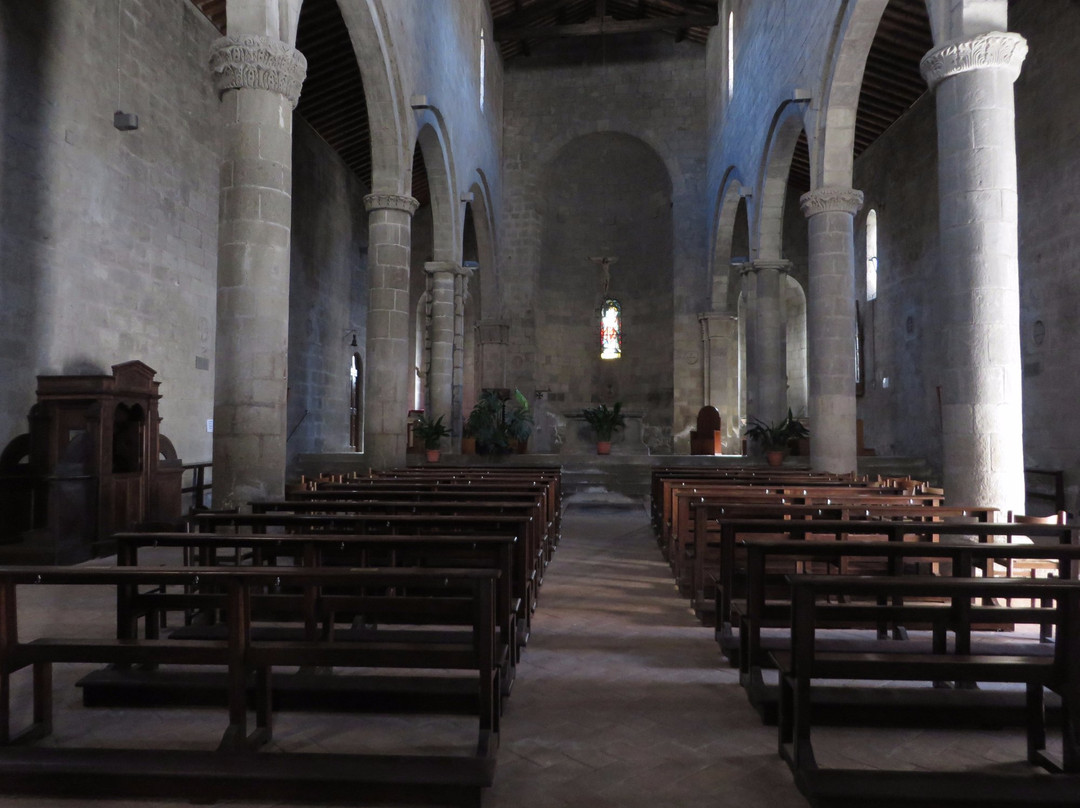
[
  {"left": 774, "top": 574, "right": 1080, "bottom": 808},
  {"left": 689, "top": 502, "right": 998, "bottom": 618},
  {"left": 738, "top": 539, "right": 1080, "bottom": 718},
  {"left": 665, "top": 487, "right": 945, "bottom": 594},
  {"left": 193, "top": 509, "right": 541, "bottom": 644},
  {"left": 0, "top": 565, "right": 500, "bottom": 806},
  {"left": 715, "top": 518, "right": 1075, "bottom": 668},
  {"left": 104, "top": 530, "right": 520, "bottom": 697},
  {"left": 310, "top": 473, "right": 562, "bottom": 558}
]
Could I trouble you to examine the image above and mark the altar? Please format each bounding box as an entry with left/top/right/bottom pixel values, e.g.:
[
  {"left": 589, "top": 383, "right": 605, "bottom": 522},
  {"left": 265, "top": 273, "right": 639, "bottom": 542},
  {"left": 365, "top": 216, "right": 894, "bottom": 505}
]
[{"left": 559, "top": 410, "right": 649, "bottom": 455}]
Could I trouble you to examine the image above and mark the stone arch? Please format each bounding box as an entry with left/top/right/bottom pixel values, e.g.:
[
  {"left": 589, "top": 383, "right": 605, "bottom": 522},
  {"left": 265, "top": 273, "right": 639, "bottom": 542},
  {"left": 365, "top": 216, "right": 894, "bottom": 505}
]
[
  {"left": 335, "top": 0, "right": 413, "bottom": 195},
  {"left": 709, "top": 168, "right": 751, "bottom": 315},
  {"left": 814, "top": 0, "right": 891, "bottom": 187},
  {"left": 467, "top": 170, "right": 497, "bottom": 310},
  {"left": 533, "top": 125, "right": 688, "bottom": 210},
  {"left": 226, "top": 0, "right": 304, "bottom": 43},
  {"left": 757, "top": 103, "right": 810, "bottom": 260},
  {"left": 537, "top": 131, "right": 675, "bottom": 451},
  {"left": 414, "top": 118, "right": 458, "bottom": 262},
  {"left": 784, "top": 275, "right": 809, "bottom": 416}
]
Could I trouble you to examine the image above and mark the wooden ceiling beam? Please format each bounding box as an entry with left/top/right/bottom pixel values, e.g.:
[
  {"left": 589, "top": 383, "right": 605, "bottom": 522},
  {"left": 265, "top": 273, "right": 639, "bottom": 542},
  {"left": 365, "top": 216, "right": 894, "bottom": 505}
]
[{"left": 495, "top": 11, "right": 718, "bottom": 40}]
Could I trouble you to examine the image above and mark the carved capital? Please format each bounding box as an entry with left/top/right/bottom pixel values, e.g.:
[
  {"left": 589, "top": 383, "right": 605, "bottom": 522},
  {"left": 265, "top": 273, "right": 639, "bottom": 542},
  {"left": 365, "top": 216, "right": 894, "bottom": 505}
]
[
  {"left": 423, "top": 261, "right": 466, "bottom": 277},
  {"left": 920, "top": 32, "right": 1028, "bottom": 91},
  {"left": 363, "top": 193, "right": 420, "bottom": 215},
  {"left": 800, "top": 187, "right": 864, "bottom": 218},
  {"left": 209, "top": 36, "right": 307, "bottom": 108},
  {"left": 750, "top": 259, "right": 793, "bottom": 275}
]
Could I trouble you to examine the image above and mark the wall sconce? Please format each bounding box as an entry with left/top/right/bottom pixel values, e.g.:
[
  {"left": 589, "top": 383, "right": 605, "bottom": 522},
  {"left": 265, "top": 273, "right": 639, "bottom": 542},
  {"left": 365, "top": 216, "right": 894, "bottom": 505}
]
[{"left": 344, "top": 330, "right": 358, "bottom": 348}]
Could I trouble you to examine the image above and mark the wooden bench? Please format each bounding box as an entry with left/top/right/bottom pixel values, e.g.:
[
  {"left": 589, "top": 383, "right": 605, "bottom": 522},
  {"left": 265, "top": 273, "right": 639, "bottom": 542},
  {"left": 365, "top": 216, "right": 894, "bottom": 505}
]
[
  {"left": 0, "top": 565, "right": 500, "bottom": 805},
  {"left": 193, "top": 509, "right": 540, "bottom": 644},
  {"left": 104, "top": 530, "right": 521, "bottom": 697},
  {"left": 690, "top": 502, "right": 998, "bottom": 617},
  {"left": 715, "top": 518, "right": 1076, "bottom": 665},
  {"left": 737, "top": 539, "right": 1080, "bottom": 718},
  {"left": 774, "top": 574, "right": 1080, "bottom": 807}
]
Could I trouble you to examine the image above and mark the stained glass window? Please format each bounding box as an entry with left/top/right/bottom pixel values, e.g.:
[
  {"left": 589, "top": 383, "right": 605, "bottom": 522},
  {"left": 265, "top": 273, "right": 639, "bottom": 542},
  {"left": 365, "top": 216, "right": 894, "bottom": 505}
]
[{"left": 601, "top": 298, "right": 621, "bottom": 359}]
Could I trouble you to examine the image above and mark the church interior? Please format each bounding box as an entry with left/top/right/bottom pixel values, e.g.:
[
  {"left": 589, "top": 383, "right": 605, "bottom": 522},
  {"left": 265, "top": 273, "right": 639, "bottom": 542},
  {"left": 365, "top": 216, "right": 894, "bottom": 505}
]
[{"left": 0, "top": 0, "right": 1079, "bottom": 805}]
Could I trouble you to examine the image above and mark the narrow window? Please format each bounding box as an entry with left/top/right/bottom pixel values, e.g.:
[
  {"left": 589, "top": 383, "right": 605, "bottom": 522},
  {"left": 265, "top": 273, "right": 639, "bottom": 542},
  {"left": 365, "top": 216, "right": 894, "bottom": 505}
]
[
  {"left": 480, "top": 26, "right": 486, "bottom": 111},
  {"left": 866, "top": 208, "right": 878, "bottom": 301},
  {"left": 727, "top": 11, "right": 735, "bottom": 100},
  {"left": 601, "top": 299, "right": 622, "bottom": 359},
  {"left": 350, "top": 352, "right": 364, "bottom": 451}
]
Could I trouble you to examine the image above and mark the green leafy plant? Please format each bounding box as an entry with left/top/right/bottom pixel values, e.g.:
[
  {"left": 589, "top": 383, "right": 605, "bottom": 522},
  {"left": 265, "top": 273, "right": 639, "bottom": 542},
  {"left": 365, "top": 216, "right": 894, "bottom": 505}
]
[
  {"left": 581, "top": 401, "right": 626, "bottom": 442},
  {"left": 466, "top": 389, "right": 532, "bottom": 453},
  {"left": 414, "top": 413, "right": 450, "bottom": 450},
  {"left": 744, "top": 408, "right": 809, "bottom": 452}
]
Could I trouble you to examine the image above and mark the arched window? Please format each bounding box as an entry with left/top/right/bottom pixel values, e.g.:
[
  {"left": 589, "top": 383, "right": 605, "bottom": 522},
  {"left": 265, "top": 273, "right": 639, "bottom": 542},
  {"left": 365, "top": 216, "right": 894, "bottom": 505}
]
[
  {"left": 727, "top": 10, "right": 735, "bottom": 100},
  {"left": 349, "top": 352, "right": 363, "bottom": 452},
  {"left": 479, "top": 27, "right": 486, "bottom": 111},
  {"left": 866, "top": 208, "right": 878, "bottom": 301},
  {"left": 600, "top": 299, "right": 622, "bottom": 359}
]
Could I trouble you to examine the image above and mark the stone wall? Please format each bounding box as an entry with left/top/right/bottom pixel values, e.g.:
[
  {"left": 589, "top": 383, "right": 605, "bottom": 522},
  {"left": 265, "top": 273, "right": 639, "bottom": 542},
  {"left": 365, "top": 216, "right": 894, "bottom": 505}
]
[
  {"left": 286, "top": 118, "right": 369, "bottom": 461},
  {"left": 0, "top": 0, "right": 220, "bottom": 462},
  {"left": 1012, "top": 1, "right": 1080, "bottom": 510},
  {"left": 502, "top": 33, "right": 708, "bottom": 452},
  {"left": 536, "top": 132, "right": 674, "bottom": 450},
  {"left": 853, "top": 2, "right": 1080, "bottom": 498}
]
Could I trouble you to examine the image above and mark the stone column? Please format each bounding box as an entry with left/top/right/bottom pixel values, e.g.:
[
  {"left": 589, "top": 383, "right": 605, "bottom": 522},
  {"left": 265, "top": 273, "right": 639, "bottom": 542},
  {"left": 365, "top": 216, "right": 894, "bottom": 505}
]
[
  {"left": 423, "top": 261, "right": 459, "bottom": 429},
  {"left": 699, "top": 311, "right": 739, "bottom": 453},
  {"left": 209, "top": 35, "right": 306, "bottom": 508},
  {"left": 363, "top": 193, "right": 420, "bottom": 470},
  {"left": 921, "top": 32, "right": 1028, "bottom": 510},
  {"left": 737, "top": 263, "right": 757, "bottom": 418},
  {"left": 752, "top": 260, "right": 791, "bottom": 424},
  {"left": 800, "top": 187, "right": 863, "bottom": 475},
  {"left": 452, "top": 265, "right": 475, "bottom": 443}
]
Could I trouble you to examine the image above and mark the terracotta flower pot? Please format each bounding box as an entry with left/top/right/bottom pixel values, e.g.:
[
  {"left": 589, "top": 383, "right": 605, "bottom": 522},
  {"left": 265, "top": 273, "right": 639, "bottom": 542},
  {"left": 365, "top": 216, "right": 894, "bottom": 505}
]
[
  {"left": 596, "top": 441, "right": 612, "bottom": 455},
  {"left": 426, "top": 449, "right": 440, "bottom": 463},
  {"left": 766, "top": 449, "right": 785, "bottom": 467}
]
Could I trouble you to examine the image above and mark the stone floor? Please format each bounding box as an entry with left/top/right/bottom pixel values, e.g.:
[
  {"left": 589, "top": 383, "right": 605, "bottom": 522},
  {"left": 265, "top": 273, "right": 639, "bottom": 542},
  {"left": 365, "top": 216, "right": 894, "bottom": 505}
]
[{"left": 0, "top": 503, "right": 1046, "bottom": 807}]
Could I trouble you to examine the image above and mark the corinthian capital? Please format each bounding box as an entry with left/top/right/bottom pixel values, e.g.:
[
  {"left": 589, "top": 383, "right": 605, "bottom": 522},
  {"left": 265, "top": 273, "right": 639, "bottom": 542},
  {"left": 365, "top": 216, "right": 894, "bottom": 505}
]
[
  {"left": 363, "top": 194, "right": 420, "bottom": 215},
  {"left": 800, "top": 187, "right": 864, "bottom": 218},
  {"left": 920, "top": 32, "right": 1028, "bottom": 91},
  {"left": 209, "top": 36, "right": 307, "bottom": 108}
]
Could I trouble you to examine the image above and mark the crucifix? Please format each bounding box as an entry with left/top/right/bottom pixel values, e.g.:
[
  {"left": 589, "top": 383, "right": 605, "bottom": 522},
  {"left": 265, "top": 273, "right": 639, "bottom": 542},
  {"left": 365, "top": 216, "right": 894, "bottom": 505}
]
[{"left": 586, "top": 255, "right": 619, "bottom": 296}]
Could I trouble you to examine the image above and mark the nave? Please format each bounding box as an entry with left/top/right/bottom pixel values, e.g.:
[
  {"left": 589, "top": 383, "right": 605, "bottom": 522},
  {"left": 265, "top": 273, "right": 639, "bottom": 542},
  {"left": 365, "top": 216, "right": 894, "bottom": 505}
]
[{"left": 0, "top": 502, "right": 1043, "bottom": 808}]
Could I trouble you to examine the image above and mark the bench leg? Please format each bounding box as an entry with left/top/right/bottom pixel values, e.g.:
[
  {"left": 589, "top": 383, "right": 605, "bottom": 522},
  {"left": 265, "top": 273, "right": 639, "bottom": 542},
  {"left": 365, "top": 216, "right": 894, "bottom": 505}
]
[
  {"left": 31, "top": 662, "right": 52, "bottom": 741},
  {"left": 1027, "top": 682, "right": 1048, "bottom": 767}
]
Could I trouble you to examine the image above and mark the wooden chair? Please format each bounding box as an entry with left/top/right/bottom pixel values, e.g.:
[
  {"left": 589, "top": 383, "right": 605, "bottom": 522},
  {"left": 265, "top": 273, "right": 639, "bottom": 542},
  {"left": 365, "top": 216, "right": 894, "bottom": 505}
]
[{"left": 689, "top": 406, "right": 722, "bottom": 455}]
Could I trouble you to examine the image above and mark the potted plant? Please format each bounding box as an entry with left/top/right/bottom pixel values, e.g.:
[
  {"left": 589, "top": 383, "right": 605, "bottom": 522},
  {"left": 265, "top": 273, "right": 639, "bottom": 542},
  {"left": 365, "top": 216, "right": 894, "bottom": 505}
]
[
  {"left": 414, "top": 413, "right": 450, "bottom": 462},
  {"left": 581, "top": 401, "right": 626, "bottom": 455},
  {"left": 466, "top": 389, "right": 533, "bottom": 455},
  {"left": 744, "top": 408, "right": 810, "bottom": 466},
  {"left": 504, "top": 388, "right": 534, "bottom": 453}
]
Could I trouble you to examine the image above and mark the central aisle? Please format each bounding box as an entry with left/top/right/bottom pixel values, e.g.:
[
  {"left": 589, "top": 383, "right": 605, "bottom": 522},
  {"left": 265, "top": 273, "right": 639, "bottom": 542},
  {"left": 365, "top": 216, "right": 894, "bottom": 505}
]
[{"left": 486, "top": 503, "right": 806, "bottom": 808}]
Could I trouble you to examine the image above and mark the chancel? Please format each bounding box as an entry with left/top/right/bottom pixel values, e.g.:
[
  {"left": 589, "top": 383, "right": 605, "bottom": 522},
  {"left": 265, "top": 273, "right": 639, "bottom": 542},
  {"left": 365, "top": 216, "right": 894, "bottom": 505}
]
[{"left": 0, "top": 0, "right": 1077, "bottom": 806}]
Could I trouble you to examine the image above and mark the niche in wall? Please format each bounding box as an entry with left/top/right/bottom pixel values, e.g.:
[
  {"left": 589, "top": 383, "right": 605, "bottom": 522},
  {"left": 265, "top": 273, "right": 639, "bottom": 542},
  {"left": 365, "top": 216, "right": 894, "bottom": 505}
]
[{"left": 536, "top": 132, "right": 674, "bottom": 447}]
